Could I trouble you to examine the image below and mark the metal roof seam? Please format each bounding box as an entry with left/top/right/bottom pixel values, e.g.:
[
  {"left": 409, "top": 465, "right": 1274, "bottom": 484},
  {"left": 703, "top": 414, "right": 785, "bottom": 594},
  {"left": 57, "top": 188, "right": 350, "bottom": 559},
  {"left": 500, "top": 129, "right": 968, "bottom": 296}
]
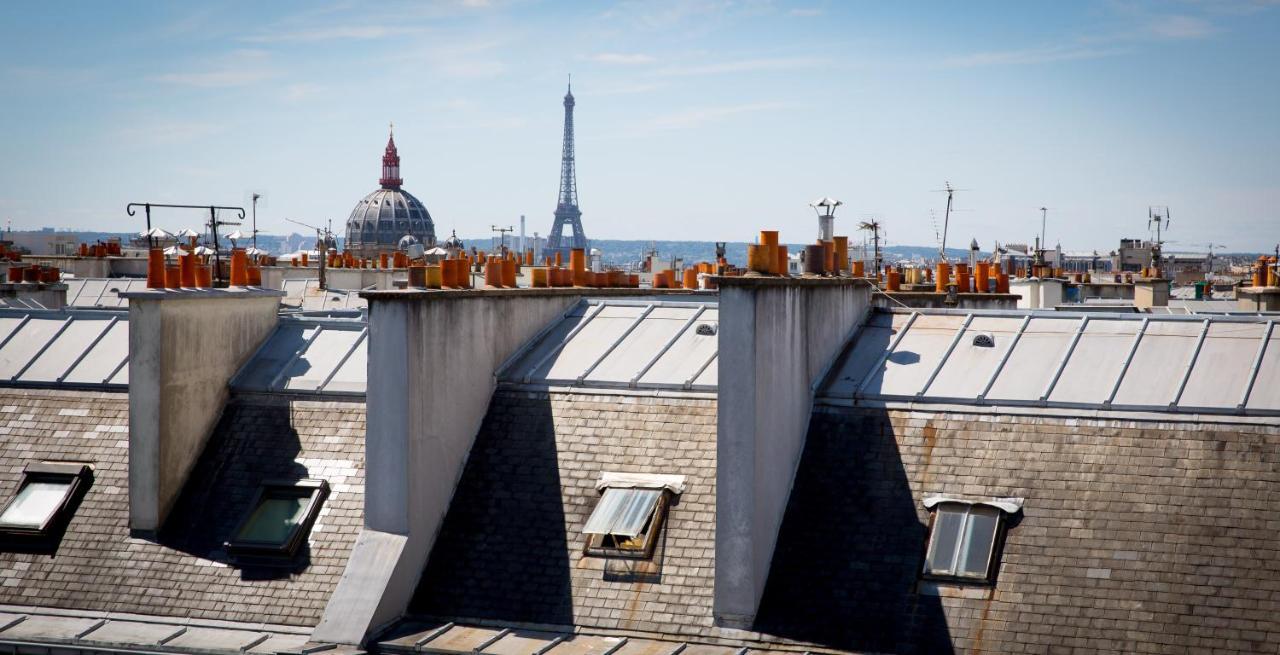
[
  {"left": 1040, "top": 316, "right": 1090, "bottom": 402},
  {"left": 1105, "top": 317, "right": 1149, "bottom": 407},
  {"left": 1238, "top": 320, "right": 1275, "bottom": 412},
  {"left": 918, "top": 313, "right": 974, "bottom": 398},
  {"left": 855, "top": 311, "right": 919, "bottom": 399},
  {"left": 1171, "top": 318, "right": 1212, "bottom": 409},
  {"left": 55, "top": 315, "right": 119, "bottom": 383}
]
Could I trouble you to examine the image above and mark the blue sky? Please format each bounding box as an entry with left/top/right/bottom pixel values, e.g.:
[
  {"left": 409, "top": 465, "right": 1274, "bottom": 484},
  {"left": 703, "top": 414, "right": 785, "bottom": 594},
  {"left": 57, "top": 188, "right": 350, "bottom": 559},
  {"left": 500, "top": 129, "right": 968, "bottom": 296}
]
[{"left": 1, "top": 0, "right": 1277, "bottom": 252}]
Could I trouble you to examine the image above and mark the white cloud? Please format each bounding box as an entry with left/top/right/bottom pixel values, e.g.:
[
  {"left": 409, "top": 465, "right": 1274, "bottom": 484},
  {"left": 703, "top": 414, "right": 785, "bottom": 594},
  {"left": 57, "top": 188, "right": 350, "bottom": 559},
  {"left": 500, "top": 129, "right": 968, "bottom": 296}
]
[
  {"left": 1146, "top": 15, "right": 1217, "bottom": 39},
  {"left": 240, "top": 25, "right": 427, "bottom": 43},
  {"left": 943, "top": 45, "right": 1129, "bottom": 68},
  {"left": 153, "top": 69, "right": 276, "bottom": 87},
  {"left": 589, "top": 53, "right": 657, "bottom": 65},
  {"left": 642, "top": 101, "right": 791, "bottom": 131},
  {"left": 281, "top": 83, "right": 325, "bottom": 102},
  {"left": 114, "top": 121, "right": 223, "bottom": 145},
  {"left": 152, "top": 49, "right": 276, "bottom": 88},
  {"left": 652, "top": 56, "right": 827, "bottom": 76}
]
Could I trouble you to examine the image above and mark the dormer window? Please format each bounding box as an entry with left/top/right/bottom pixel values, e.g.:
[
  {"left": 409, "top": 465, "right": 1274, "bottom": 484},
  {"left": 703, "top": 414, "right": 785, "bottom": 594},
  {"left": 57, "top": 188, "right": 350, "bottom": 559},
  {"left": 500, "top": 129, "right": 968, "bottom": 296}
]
[
  {"left": 0, "top": 462, "right": 92, "bottom": 538},
  {"left": 583, "top": 472, "right": 685, "bottom": 559},
  {"left": 922, "top": 496, "right": 1022, "bottom": 584},
  {"left": 226, "top": 479, "right": 328, "bottom": 560}
]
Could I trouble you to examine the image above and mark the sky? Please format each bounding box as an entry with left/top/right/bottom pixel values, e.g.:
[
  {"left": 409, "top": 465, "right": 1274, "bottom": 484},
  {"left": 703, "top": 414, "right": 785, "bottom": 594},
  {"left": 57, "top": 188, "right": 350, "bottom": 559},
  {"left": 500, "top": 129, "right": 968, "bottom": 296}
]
[{"left": 1, "top": 0, "right": 1278, "bottom": 253}]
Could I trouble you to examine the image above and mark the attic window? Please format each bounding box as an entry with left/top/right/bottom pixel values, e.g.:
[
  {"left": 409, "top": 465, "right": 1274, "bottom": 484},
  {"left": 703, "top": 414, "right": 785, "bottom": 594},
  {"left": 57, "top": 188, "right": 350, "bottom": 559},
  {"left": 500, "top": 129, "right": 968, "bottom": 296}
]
[
  {"left": 922, "top": 496, "right": 1021, "bottom": 584},
  {"left": 226, "top": 479, "right": 328, "bottom": 559},
  {"left": 583, "top": 472, "right": 685, "bottom": 559},
  {"left": 0, "top": 463, "right": 92, "bottom": 538}
]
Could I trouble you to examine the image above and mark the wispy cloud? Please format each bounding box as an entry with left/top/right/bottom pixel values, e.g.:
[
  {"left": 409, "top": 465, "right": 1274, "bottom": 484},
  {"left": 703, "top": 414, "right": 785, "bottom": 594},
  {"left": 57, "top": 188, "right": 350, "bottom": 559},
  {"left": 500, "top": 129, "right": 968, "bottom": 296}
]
[
  {"left": 652, "top": 56, "right": 826, "bottom": 76},
  {"left": 591, "top": 81, "right": 666, "bottom": 96},
  {"left": 281, "top": 83, "right": 325, "bottom": 102},
  {"left": 387, "top": 38, "right": 509, "bottom": 78},
  {"left": 588, "top": 52, "right": 657, "bottom": 65},
  {"left": 943, "top": 44, "right": 1130, "bottom": 68},
  {"left": 240, "top": 25, "right": 428, "bottom": 43},
  {"left": 642, "top": 101, "right": 791, "bottom": 131},
  {"left": 114, "top": 120, "right": 224, "bottom": 145},
  {"left": 152, "top": 49, "right": 276, "bottom": 88},
  {"left": 1145, "top": 14, "right": 1217, "bottom": 39},
  {"left": 788, "top": 7, "right": 824, "bottom": 17}
]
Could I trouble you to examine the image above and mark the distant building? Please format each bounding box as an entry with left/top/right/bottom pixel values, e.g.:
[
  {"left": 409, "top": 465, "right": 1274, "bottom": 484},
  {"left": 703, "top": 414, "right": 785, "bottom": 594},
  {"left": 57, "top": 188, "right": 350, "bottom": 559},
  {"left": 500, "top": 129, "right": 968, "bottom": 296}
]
[
  {"left": 1113, "top": 238, "right": 1154, "bottom": 272},
  {"left": 344, "top": 126, "right": 436, "bottom": 258}
]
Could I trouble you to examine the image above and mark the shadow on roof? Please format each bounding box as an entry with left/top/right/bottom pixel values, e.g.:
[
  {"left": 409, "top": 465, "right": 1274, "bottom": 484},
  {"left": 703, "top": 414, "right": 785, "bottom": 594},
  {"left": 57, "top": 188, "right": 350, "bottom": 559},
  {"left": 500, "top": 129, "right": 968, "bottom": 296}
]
[
  {"left": 412, "top": 392, "right": 574, "bottom": 624},
  {"left": 159, "top": 399, "right": 314, "bottom": 579},
  {"left": 755, "top": 408, "right": 954, "bottom": 653}
]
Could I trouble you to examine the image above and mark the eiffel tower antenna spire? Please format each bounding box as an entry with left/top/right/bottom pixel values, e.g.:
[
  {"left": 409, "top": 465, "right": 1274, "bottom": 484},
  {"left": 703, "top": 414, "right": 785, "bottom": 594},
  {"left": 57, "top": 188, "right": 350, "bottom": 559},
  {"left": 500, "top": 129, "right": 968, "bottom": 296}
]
[{"left": 547, "top": 77, "right": 588, "bottom": 258}]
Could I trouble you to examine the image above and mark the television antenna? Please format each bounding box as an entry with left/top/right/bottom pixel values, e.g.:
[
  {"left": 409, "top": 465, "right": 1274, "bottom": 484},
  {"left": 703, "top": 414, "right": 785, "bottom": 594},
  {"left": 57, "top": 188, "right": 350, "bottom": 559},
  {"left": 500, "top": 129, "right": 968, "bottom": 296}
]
[
  {"left": 491, "top": 225, "right": 514, "bottom": 254},
  {"left": 858, "top": 217, "right": 884, "bottom": 275},
  {"left": 1148, "top": 206, "right": 1171, "bottom": 275},
  {"left": 931, "top": 182, "right": 970, "bottom": 261},
  {"left": 287, "top": 217, "right": 333, "bottom": 289}
]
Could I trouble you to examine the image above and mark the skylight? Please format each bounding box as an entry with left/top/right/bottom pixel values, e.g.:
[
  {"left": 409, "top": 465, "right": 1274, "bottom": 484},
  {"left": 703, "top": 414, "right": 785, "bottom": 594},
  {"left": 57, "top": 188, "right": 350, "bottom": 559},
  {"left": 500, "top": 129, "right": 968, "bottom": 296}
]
[
  {"left": 0, "top": 462, "right": 92, "bottom": 538},
  {"left": 226, "top": 479, "right": 328, "bottom": 559},
  {"left": 583, "top": 488, "right": 667, "bottom": 558},
  {"left": 583, "top": 473, "right": 686, "bottom": 559},
  {"left": 922, "top": 500, "right": 1018, "bottom": 583}
]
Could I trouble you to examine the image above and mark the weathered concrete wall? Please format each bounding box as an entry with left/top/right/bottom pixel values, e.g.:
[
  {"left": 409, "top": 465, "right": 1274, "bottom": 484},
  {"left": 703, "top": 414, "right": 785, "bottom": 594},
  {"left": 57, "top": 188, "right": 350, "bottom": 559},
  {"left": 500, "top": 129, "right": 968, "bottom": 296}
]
[
  {"left": 124, "top": 289, "right": 282, "bottom": 532},
  {"left": 714, "top": 277, "right": 872, "bottom": 627},
  {"left": 315, "top": 288, "right": 682, "bottom": 644},
  {"left": 873, "top": 291, "right": 1020, "bottom": 310},
  {"left": 260, "top": 267, "right": 404, "bottom": 292},
  {"left": 0, "top": 283, "right": 67, "bottom": 308},
  {"left": 27, "top": 255, "right": 148, "bottom": 279},
  {"left": 1012, "top": 278, "right": 1064, "bottom": 309}
]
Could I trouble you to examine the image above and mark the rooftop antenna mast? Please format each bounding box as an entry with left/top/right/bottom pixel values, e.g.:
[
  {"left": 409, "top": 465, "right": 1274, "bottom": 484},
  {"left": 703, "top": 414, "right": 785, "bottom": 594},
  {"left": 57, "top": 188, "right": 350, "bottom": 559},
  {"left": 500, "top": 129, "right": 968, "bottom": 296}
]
[
  {"left": 251, "top": 193, "right": 262, "bottom": 249},
  {"left": 1148, "top": 206, "right": 1171, "bottom": 276},
  {"left": 858, "top": 217, "right": 883, "bottom": 276},
  {"left": 287, "top": 217, "right": 331, "bottom": 289},
  {"left": 491, "top": 225, "right": 514, "bottom": 255},
  {"left": 931, "top": 182, "right": 968, "bottom": 261}
]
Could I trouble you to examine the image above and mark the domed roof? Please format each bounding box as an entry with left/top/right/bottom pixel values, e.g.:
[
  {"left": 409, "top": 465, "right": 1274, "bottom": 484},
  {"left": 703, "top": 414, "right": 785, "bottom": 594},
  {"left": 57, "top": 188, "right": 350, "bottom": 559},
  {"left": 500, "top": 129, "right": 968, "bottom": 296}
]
[
  {"left": 398, "top": 233, "right": 420, "bottom": 250},
  {"left": 345, "top": 126, "right": 436, "bottom": 254},
  {"left": 345, "top": 188, "right": 435, "bottom": 252},
  {"left": 442, "top": 229, "right": 464, "bottom": 249}
]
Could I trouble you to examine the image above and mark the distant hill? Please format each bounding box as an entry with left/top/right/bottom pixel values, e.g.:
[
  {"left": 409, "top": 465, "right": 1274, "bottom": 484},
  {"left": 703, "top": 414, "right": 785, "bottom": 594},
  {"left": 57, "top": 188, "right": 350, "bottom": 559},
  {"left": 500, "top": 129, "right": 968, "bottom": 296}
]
[{"left": 463, "top": 239, "right": 981, "bottom": 266}]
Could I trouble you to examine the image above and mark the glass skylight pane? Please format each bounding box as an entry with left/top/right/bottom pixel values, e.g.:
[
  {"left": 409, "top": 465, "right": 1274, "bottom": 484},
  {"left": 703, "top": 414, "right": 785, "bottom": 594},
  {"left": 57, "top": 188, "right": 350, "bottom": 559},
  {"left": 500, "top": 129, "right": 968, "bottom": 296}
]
[
  {"left": 959, "top": 506, "right": 999, "bottom": 577},
  {"left": 236, "top": 495, "right": 308, "bottom": 544},
  {"left": 583, "top": 488, "right": 660, "bottom": 537},
  {"left": 0, "top": 481, "right": 68, "bottom": 528},
  {"left": 925, "top": 507, "right": 964, "bottom": 575}
]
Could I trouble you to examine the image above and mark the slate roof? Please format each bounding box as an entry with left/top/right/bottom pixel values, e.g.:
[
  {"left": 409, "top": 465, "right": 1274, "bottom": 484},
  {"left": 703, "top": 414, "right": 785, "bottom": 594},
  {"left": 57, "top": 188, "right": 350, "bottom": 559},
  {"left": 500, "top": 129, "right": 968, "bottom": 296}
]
[
  {"left": 757, "top": 406, "right": 1280, "bottom": 654},
  {"left": 0, "top": 389, "right": 366, "bottom": 629},
  {"left": 409, "top": 390, "right": 723, "bottom": 641}
]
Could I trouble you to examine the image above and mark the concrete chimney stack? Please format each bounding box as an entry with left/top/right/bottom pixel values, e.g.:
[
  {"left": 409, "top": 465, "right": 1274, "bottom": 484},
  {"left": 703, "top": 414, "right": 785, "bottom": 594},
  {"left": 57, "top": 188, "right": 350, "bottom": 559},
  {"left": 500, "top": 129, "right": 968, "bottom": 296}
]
[{"left": 122, "top": 287, "right": 284, "bottom": 533}]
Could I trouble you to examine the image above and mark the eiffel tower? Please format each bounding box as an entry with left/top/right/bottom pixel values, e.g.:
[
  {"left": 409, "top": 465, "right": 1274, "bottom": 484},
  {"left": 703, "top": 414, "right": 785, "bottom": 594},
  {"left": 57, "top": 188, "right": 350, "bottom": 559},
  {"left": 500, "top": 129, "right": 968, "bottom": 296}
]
[{"left": 546, "top": 78, "right": 588, "bottom": 259}]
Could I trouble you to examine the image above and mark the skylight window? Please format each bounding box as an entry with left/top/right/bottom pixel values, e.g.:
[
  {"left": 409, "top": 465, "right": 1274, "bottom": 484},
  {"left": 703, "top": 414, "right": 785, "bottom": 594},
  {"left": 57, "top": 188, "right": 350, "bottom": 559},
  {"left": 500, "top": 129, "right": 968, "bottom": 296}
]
[
  {"left": 922, "top": 497, "right": 1022, "bottom": 584},
  {"left": 226, "top": 479, "right": 328, "bottom": 559},
  {"left": 0, "top": 463, "right": 92, "bottom": 538},
  {"left": 583, "top": 473, "right": 685, "bottom": 559}
]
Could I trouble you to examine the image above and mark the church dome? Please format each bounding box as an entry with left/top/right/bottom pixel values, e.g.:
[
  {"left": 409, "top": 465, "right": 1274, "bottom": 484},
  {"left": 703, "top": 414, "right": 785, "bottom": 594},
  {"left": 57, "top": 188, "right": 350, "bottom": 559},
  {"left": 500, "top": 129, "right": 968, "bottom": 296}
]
[{"left": 345, "top": 127, "right": 436, "bottom": 256}]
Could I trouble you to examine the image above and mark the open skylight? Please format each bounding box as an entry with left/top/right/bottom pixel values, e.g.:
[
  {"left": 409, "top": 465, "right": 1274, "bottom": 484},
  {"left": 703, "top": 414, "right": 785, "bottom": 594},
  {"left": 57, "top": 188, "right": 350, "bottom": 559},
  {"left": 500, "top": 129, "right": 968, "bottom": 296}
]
[
  {"left": 225, "top": 479, "right": 328, "bottom": 559},
  {"left": 0, "top": 462, "right": 92, "bottom": 539}
]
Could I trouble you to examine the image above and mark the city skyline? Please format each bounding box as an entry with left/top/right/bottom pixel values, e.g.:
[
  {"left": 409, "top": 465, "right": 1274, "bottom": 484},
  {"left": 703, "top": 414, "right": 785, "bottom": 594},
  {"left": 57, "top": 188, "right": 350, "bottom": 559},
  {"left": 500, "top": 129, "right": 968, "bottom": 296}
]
[{"left": 2, "top": 1, "right": 1278, "bottom": 252}]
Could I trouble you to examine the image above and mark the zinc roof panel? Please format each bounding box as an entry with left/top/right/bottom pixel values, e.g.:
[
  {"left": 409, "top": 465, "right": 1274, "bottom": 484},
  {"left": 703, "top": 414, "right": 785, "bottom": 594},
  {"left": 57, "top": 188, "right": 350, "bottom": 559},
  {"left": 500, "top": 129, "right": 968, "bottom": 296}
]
[{"left": 1180, "top": 321, "right": 1267, "bottom": 409}]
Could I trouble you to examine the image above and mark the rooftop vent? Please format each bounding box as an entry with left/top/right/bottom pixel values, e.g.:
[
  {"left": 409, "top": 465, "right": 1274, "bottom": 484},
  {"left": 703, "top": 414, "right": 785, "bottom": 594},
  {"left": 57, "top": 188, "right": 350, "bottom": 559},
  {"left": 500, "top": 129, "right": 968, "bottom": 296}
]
[
  {"left": 696, "top": 323, "right": 717, "bottom": 336},
  {"left": 972, "top": 333, "right": 995, "bottom": 348}
]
